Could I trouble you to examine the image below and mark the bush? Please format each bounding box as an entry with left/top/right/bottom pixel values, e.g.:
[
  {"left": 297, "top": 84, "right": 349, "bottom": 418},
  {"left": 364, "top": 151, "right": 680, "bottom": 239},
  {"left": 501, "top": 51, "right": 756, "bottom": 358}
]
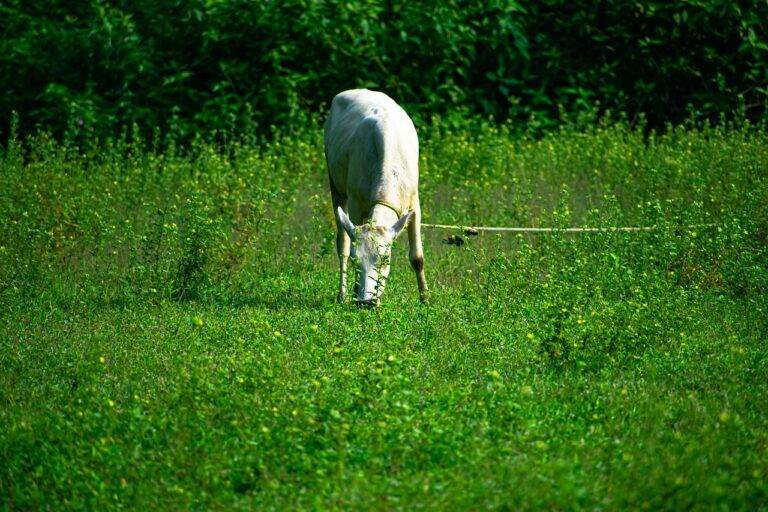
[{"left": 1, "top": 0, "right": 766, "bottom": 142}]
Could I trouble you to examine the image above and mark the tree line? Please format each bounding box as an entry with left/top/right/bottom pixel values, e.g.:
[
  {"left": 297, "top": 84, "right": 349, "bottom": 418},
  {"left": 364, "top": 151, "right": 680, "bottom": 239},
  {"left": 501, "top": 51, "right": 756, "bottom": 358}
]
[{"left": 1, "top": 0, "right": 766, "bottom": 142}]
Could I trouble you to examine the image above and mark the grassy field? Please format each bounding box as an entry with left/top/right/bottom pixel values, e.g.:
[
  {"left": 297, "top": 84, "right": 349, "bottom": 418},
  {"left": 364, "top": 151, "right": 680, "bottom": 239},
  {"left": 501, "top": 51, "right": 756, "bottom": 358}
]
[{"left": 1, "top": 120, "right": 767, "bottom": 510}]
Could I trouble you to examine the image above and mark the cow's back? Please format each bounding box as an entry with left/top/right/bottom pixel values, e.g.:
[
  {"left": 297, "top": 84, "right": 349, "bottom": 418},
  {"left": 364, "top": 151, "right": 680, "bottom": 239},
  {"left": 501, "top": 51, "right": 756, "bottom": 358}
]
[{"left": 324, "top": 90, "right": 418, "bottom": 218}]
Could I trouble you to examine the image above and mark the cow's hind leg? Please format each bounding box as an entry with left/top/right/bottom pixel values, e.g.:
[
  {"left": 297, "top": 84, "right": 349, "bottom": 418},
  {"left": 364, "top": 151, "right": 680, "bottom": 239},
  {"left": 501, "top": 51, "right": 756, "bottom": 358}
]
[{"left": 408, "top": 204, "right": 428, "bottom": 303}]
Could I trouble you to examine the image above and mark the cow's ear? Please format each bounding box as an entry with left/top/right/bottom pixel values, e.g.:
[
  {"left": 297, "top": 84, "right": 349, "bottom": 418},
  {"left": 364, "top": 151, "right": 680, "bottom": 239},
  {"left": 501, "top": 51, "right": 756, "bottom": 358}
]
[
  {"left": 337, "top": 207, "right": 356, "bottom": 239},
  {"left": 390, "top": 211, "right": 413, "bottom": 238}
]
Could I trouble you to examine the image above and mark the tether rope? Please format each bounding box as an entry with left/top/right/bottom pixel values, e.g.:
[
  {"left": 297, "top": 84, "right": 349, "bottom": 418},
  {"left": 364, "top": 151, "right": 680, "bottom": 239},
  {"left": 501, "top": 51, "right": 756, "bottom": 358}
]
[{"left": 420, "top": 223, "right": 717, "bottom": 234}]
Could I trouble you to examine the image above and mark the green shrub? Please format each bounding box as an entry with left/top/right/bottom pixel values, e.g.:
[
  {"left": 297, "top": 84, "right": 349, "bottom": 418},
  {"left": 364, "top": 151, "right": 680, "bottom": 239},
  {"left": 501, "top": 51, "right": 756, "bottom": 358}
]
[{"left": 1, "top": 0, "right": 766, "bottom": 141}]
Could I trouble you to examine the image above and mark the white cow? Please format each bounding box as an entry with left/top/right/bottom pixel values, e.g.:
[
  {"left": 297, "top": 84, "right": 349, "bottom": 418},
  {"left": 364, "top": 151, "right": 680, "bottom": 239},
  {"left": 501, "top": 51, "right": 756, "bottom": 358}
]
[{"left": 324, "top": 89, "right": 427, "bottom": 305}]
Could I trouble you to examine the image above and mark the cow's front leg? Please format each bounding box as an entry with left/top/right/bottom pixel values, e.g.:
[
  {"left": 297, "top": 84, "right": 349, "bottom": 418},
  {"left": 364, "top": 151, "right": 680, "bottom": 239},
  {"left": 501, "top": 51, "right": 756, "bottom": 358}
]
[
  {"left": 335, "top": 223, "right": 351, "bottom": 302},
  {"left": 331, "top": 183, "right": 350, "bottom": 303},
  {"left": 408, "top": 205, "right": 428, "bottom": 303}
]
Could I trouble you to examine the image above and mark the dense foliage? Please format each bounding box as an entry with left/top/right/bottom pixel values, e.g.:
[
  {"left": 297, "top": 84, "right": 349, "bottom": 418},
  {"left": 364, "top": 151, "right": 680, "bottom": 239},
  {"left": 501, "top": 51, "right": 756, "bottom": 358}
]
[
  {"left": 2, "top": 0, "right": 767, "bottom": 141},
  {"left": 1, "top": 121, "right": 766, "bottom": 508}
]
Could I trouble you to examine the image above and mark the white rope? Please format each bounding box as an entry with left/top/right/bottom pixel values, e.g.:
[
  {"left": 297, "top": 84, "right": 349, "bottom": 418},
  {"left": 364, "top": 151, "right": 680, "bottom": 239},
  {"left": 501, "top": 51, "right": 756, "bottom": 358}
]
[{"left": 421, "top": 222, "right": 717, "bottom": 234}]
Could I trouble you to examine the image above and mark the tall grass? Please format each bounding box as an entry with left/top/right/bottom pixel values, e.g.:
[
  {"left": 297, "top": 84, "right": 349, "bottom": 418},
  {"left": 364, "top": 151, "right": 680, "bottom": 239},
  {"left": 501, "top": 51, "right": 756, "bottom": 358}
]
[
  {"left": 1, "top": 119, "right": 766, "bottom": 509},
  {"left": 2, "top": 119, "right": 765, "bottom": 308}
]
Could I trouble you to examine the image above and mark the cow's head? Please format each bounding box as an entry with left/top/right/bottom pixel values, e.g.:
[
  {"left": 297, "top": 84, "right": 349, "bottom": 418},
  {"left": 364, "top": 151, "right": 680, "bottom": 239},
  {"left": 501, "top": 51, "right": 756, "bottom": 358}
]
[{"left": 337, "top": 207, "right": 412, "bottom": 306}]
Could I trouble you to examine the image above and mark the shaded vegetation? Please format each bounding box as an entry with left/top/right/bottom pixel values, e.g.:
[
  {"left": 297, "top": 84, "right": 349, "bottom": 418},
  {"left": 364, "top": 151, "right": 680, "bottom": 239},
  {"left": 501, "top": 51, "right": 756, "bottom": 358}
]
[{"left": 2, "top": 0, "right": 767, "bottom": 141}]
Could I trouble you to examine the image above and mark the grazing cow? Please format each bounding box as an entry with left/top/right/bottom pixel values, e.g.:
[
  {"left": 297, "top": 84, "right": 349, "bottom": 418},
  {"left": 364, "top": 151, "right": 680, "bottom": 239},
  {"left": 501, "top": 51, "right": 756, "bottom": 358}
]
[{"left": 324, "top": 89, "right": 427, "bottom": 306}]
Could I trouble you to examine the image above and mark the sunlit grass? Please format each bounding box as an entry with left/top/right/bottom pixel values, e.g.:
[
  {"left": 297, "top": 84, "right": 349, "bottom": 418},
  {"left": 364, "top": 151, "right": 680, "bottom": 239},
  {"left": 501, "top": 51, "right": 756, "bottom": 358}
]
[{"left": 1, "top": 120, "right": 766, "bottom": 509}]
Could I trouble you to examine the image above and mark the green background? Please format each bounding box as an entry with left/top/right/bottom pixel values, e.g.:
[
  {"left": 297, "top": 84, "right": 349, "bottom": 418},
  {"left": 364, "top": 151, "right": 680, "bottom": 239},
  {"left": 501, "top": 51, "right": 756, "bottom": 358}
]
[{"left": 2, "top": 0, "right": 767, "bottom": 141}]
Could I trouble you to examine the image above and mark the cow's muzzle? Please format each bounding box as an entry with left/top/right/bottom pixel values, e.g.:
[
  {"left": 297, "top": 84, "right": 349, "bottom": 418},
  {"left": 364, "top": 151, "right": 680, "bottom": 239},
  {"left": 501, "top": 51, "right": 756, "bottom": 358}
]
[{"left": 355, "top": 298, "right": 380, "bottom": 308}]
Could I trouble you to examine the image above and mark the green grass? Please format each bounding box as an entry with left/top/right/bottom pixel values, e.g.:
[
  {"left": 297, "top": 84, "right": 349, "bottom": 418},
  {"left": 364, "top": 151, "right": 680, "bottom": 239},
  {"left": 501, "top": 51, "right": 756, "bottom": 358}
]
[{"left": 1, "top": 120, "right": 767, "bottom": 510}]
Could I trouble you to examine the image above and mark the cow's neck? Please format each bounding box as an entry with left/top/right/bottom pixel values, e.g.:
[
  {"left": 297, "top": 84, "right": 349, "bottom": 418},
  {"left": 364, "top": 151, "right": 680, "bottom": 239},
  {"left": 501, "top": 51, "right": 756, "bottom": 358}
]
[{"left": 370, "top": 203, "right": 399, "bottom": 227}]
